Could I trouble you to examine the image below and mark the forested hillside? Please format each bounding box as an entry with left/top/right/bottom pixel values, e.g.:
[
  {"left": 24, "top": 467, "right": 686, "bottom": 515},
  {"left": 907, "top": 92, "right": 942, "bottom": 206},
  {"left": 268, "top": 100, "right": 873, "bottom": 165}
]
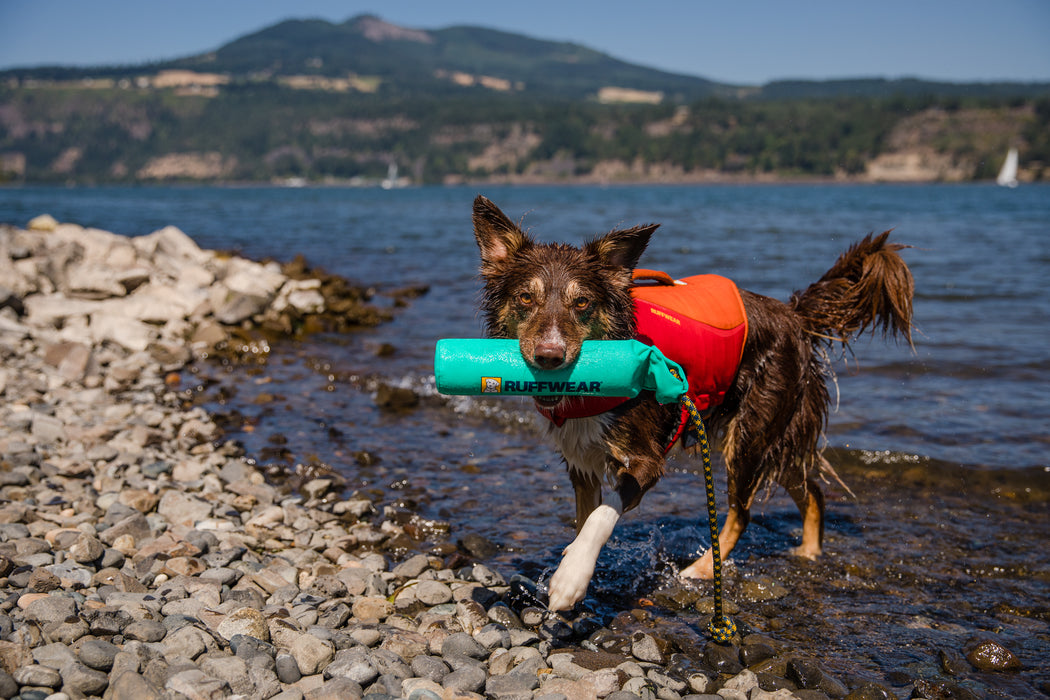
[{"left": 2, "top": 15, "right": 1048, "bottom": 184}]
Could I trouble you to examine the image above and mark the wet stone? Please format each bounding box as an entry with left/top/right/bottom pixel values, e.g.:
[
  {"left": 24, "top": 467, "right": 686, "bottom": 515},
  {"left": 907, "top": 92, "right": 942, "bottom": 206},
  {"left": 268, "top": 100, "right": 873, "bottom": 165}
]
[
  {"left": 702, "top": 643, "right": 743, "bottom": 675},
  {"left": 844, "top": 682, "right": 896, "bottom": 700},
  {"left": 740, "top": 641, "right": 776, "bottom": 667},
  {"left": 631, "top": 632, "right": 670, "bottom": 664},
  {"left": 964, "top": 638, "right": 1022, "bottom": 672}
]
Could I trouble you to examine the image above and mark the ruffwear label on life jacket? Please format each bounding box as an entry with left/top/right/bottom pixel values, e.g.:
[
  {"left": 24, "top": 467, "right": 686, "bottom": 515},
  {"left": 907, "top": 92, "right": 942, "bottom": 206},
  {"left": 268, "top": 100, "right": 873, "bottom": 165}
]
[{"left": 480, "top": 377, "right": 602, "bottom": 394}]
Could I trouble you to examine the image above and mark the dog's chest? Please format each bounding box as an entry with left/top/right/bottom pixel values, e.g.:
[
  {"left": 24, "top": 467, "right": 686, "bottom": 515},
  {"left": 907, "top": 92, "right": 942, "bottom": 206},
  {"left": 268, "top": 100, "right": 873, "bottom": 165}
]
[{"left": 550, "top": 415, "right": 615, "bottom": 485}]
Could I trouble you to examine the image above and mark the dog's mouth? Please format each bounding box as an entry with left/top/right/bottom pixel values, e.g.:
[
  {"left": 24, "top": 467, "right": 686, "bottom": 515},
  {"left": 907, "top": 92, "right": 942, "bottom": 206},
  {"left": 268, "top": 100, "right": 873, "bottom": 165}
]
[{"left": 533, "top": 395, "right": 564, "bottom": 410}]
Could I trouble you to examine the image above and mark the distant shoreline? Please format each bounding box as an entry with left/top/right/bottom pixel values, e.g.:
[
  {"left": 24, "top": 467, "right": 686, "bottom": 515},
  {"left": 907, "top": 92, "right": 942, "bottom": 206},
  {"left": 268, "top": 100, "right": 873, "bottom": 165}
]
[{"left": 0, "top": 174, "right": 1025, "bottom": 189}]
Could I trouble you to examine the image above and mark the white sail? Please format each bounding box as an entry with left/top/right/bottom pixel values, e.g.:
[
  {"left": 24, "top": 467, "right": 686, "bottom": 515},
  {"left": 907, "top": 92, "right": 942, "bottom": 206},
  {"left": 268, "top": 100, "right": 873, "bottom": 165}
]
[
  {"left": 381, "top": 162, "right": 402, "bottom": 189},
  {"left": 996, "top": 147, "right": 1019, "bottom": 188}
]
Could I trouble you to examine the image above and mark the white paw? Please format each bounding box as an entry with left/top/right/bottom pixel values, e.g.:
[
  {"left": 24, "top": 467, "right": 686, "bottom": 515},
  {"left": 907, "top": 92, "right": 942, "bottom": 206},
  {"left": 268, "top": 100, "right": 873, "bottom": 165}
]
[
  {"left": 546, "top": 503, "right": 621, "bottom": 611},
  {"left": 547, "top": 542, "right": 595, "bottom": 611},
  {"left": 789, "top": 544, "right": 821, "bottom": 560}
]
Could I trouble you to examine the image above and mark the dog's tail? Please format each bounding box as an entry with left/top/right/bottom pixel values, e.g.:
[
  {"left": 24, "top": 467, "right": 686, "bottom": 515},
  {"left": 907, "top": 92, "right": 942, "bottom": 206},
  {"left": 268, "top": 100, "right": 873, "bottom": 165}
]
[{"left": 790, "top": 231, "right": 914, "bottom": 352}]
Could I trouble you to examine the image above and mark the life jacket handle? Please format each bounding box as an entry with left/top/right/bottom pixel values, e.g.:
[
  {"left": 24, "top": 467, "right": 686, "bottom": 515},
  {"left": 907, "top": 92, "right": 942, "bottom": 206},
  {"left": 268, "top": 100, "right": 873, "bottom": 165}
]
[{"left": 632, "top": 269, "right": 685, "bottom": 286}]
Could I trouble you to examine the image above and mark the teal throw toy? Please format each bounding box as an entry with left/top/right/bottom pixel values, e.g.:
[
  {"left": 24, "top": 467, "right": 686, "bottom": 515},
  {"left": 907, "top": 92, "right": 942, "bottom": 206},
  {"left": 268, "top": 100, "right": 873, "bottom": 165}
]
[{"left": 434, "top": 339, "right": 688, "bottom": 404}]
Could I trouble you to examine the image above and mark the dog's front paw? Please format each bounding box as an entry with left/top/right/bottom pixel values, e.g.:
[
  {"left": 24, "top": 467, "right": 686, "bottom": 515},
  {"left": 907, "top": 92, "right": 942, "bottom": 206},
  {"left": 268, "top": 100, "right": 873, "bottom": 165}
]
[
  {"left": 679, "top": 551, "right": 715, "bottom": 580},
  {"left": 547, "top": 542, "right": 595, "bottom": 611},
  {"left": 789, "top": 544, "right": 822, "bottom": 560}
]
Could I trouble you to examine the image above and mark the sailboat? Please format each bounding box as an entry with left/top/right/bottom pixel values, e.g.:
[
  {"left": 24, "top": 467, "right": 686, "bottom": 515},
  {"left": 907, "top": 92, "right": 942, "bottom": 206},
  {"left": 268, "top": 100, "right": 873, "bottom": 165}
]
[
  {"left": 996, "top": 147, "right": 1019, "bottom": 188},
  {"left": 381, "top": 162, "right": 404, "bottom": 189}
]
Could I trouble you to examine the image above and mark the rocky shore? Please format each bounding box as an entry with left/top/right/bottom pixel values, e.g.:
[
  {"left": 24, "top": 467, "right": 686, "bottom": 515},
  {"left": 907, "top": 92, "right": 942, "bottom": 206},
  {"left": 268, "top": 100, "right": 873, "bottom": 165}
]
[{"left": 1, "top": 217, "right": 967, "bottom": 700}]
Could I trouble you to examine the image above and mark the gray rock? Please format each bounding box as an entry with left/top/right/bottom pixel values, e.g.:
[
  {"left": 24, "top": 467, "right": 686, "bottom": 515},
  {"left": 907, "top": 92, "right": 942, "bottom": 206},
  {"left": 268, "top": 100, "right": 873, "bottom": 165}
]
[
  {"left": 165, "top": 668, "right": 231, "bottom": 700},
  {"left": 325, "top": 646, "right": 379, "bottom": 686},
  {"left": 369, "top": 647, "right": 412, "bottom": 679},
  {"left": 32, "top": 641, "right": 77, "bottom": 669},
  {"left": 416, "top": 579, "right": 453, "bottom": 606},
  {"left": 30, "top": 412, "right": 65, "bottom": 443},
  {"left": 368, "top": 673, "right": 405, "bottom": 697},
  {"left": 230, "top": 633, "right": 277, "bottom": 659},
  {"left": 486, "top": 671, "right": 540, "bottom": 700},
  {"left": 441, "top": 662, "right": 487, "bottom": 694},
  {"left": 13, "top": 664, "right": 62, "bottom": 688},
  {"left": 123, "top": 619, "right": 168, "bottom": 642},
  {"left": 77, "top": 638, "right": 120, "bottom": 671},
  {"left": 199, "top": 653, "right": 254, "bottom": 696},
  {"left": 157, "top": 490, "right": 213, "bottom": 528},
  {"left": 305, "top": 676, "right": 364, "bottom": 700},
  {"left": 98, "top": 511, "right": 152, "bottom": 546},
  {"left": 107, "top": 671, "right": 163, "bottom": 700},
  {"left": 24, "top": 594, "right": 77, "bottom": 624},
  {"left": 289, "top": 632, "right": 335, "bottom": 676},
  {"left": 410, "top": 655, "right": 450, "bottom": 682},
  {"left": 162, "top": 625, "right": 214, "bottom": 660},
  {"left": 276, "top": 651, "right": 302, "bottom": 683},
  {"left": 59, "top": 661, "right": 110, "bottom": 697},
  {"left": 84, "top": 606, "right": 134, "bottom": 635},
  {"left": 475, "top": 622, "right": 512, "bottom": 650},
  {"left": 216, "top": 606, "right": 269, "bottom": 642},
  {"left": 441, "top": 631, "right": 489, "bottom": 660},
  {"left": 392, "top": 553, "right": 430, "bottom": 579},
  {"left": 68, "top": 532, "right": 105, "bottom": 563},
  {"left": 0, "top": 670, "right": 16, "bottom": 700}
]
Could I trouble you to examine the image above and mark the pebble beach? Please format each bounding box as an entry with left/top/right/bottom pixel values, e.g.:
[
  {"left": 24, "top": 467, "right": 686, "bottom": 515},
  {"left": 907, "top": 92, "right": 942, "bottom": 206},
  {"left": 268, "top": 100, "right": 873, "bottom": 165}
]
[{"left": 0, "top": 215, "right": 1028, "bottom": 700}]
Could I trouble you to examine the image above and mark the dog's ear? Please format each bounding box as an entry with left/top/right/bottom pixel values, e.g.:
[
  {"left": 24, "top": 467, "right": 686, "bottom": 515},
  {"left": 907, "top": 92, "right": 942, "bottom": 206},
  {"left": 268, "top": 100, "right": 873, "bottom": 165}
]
[
  {"left": 473, "top": 195, "right": 532, "bottom": 270},
  {"left": 586, "top": 224, "right": 658, "bottom": 271}
]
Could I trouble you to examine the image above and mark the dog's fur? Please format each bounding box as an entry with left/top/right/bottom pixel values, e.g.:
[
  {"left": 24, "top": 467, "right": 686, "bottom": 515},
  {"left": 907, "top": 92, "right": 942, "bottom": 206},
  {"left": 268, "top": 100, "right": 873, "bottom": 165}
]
[{"left": 472, "top": 195, "right": 914, "bottom": 611}]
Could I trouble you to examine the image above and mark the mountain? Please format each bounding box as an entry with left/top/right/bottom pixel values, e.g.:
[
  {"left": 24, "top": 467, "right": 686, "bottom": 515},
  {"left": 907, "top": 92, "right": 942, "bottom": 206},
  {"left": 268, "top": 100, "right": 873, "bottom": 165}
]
[
  {"left": 3, "top": 15, "right": 1047, "bottom": 101},
  {"left": 2, "top": 15, "right": 1048, "bottom": 186},
  {"left": 9, "top": 15, "right": 730, "bottom": 101}
]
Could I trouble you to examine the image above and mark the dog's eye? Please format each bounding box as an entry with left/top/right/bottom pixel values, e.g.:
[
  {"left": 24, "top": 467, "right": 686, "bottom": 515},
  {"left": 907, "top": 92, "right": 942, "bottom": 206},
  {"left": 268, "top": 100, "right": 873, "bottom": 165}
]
[
  {"left": 574, "top": 297, "right": 591, "bottom": 311},
  {"left": 518, "top": 292, "right": 534, "bottom": 306}
]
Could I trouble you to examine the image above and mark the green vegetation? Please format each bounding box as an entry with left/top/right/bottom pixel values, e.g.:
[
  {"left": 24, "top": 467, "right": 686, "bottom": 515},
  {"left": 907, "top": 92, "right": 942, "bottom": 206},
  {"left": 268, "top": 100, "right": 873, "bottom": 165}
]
[
  {"left": 2, "top": 85, "right": 1046, "bottom": 185},
  {"left": 2, "top": 15, "right": 1047, "bottom": 185}
]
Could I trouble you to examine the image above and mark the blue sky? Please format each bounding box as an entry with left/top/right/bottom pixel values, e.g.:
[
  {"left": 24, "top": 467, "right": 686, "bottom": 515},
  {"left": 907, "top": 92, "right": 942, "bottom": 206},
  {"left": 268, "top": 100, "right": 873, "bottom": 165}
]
[{"left": 1, "top": 0, "right": 1048, "bottom": 85}]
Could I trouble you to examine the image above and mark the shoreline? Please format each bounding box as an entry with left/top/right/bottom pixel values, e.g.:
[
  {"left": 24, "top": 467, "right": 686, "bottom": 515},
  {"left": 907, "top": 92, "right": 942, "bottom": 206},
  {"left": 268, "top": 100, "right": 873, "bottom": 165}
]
[
  {"left": 0, "top": 173, "right": 1031, "bottom": 190},
  {"left": 0, "top": 216, "right": 1025, "bottom": 699}
]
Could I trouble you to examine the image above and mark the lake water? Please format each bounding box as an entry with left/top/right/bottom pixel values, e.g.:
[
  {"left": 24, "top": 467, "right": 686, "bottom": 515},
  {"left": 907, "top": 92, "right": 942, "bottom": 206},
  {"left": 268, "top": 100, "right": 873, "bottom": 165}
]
[
  {"left": 2, "top": 183, "right": 1048, "bottom": 694},
  {"left": 3, "top": 183, "right": 1047, "bottom": 470}
]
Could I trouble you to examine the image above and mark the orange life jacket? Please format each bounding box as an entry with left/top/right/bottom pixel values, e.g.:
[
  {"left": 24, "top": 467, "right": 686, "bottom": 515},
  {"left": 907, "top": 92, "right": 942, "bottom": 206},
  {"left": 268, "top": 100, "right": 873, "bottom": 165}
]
[{"left": 539, "top": 270, "right": 748, "bottom": 450}]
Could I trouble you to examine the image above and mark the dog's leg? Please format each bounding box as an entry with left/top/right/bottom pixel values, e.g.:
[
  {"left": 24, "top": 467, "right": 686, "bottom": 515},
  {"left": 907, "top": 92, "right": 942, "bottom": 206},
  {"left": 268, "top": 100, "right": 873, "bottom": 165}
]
[
  {"left": 570, "top": 470, "right": 602, "bottom": 534},
  {"left": 548, "top": 496, "right": 622, "bottom": 611},
  {"left": 679, "top": 497, "right": 750, "bottom": 580},
  {"left": 786, "top": 477, "right": 824, "bottom": 559},
  {"left": 549, "top": 442, "right": 664, "bottom": 611}
]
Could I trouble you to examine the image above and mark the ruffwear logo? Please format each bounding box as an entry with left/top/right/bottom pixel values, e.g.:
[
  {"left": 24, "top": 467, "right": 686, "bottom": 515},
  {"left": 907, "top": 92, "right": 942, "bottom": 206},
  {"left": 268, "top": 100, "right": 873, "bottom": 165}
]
[{"left": 481, "top": 377, "right": 502, "bottom": 393}]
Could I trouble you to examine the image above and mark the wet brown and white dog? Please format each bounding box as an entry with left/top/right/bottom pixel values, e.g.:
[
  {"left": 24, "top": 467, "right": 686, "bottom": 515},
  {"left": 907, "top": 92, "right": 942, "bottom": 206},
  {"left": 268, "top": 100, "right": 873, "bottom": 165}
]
[{"left": 472, "top": 195, "right": 914, "bottom": 611}]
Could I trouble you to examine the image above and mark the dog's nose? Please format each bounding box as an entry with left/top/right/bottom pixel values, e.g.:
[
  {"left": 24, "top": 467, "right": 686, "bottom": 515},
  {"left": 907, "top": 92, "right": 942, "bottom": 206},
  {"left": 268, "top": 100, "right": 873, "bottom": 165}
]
[{"left": 533, "top": 343, "right": 566, "bottom": 369}]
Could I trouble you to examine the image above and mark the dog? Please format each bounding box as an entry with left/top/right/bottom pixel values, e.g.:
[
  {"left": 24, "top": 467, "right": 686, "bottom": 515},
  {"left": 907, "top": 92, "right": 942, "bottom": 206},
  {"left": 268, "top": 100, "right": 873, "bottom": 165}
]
[{"left": 471, "top": 195, "right": 914, "bottom": 611}]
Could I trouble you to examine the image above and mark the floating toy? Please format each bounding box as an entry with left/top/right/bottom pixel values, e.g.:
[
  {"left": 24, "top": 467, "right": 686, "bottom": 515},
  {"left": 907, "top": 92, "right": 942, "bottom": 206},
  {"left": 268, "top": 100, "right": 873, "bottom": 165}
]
[{"left": 434, "top": 338, "right": 688, "bottom": 405}]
